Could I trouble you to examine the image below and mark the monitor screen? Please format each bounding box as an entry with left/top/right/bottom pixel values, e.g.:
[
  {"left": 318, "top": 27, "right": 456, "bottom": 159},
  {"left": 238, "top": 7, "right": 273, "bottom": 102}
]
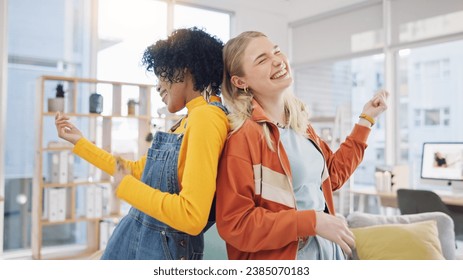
[{"left": 421, "top": 142, "right": 463, "bottom": 181}]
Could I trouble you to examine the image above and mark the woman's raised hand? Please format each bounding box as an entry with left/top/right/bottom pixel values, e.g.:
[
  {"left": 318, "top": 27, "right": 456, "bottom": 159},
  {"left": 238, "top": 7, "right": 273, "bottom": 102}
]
[
  {"left": 54, "top": 111, "right": 83, "bottom": 145},
  {"left": 361, "top": 89, "right": 389, "bottom": 119}
]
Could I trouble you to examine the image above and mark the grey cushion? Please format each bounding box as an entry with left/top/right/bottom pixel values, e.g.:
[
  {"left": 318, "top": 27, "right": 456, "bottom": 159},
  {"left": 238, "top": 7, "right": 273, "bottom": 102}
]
[{"left": 346, "top": 211, "right": 456, "bottom": 260}]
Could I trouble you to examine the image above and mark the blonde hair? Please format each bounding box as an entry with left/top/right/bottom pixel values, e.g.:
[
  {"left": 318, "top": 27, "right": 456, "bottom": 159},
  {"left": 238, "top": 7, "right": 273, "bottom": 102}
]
[{"left": 222, "top": 31, "right": 310, "bottom": 151}]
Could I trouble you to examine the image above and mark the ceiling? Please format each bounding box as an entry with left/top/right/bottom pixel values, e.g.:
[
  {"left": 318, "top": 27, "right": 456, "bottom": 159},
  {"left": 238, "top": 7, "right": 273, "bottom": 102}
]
[
  {"left": 183, "top": 0, "right": 369, "bottom": 22},
  {"left": 285, "top": 0, "right": 369, "bottom": 21}
]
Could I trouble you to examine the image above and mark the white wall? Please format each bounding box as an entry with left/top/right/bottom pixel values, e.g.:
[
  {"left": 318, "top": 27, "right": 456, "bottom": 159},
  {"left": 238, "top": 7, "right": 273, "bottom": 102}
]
[
  {"left": 290, "top": 1, "right": 383, "bottom": 65},
  {"left": 179, "top": 0, "right": 373, "bottom": 52},
  {"left": 179, "top": 0, "right": 290, "bottom": 53},
  {"left": 287, "top": 0, "right": 368, "bottom": 22}
]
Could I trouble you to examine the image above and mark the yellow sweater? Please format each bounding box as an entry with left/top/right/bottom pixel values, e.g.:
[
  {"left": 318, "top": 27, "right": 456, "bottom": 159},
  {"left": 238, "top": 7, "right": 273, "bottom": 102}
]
[{"left": 73, "top": 96, "right": 229, "bottom": 235}]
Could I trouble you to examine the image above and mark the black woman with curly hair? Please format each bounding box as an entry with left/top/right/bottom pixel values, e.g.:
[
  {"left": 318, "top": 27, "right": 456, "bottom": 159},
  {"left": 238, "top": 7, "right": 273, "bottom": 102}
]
[{"left": 54, "top": 27, "right": 229, "bottom": 259}]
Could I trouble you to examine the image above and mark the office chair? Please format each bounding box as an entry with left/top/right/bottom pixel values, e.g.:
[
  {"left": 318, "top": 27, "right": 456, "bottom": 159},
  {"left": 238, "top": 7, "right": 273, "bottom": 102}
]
[{"left": 397, "top": 189, "right": 463, "bottom": 241}]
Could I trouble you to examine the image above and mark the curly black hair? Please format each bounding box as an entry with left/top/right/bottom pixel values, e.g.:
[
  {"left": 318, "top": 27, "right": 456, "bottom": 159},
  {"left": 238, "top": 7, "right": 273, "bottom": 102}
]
[{"left": 142, "top": 27, "right": 224, "bottom": 95}]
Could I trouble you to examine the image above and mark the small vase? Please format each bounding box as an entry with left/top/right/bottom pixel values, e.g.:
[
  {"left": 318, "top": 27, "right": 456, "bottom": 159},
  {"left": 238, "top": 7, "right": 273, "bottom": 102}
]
[
  {"left": 89, "top": 93, "right": 103, "bottom": 114},
  {"left": 48, "top": 98, "right": 65, "bottom": 112}
]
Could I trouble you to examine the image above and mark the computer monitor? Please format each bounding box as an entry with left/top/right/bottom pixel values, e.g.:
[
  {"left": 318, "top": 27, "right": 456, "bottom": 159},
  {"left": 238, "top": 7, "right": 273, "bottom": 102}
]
[{"left": 421, "top": 142, "right": 463, "bottom": 184}]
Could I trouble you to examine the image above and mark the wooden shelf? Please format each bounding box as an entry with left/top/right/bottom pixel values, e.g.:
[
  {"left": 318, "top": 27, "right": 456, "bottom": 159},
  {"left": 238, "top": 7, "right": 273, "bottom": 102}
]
[
  {"left": 42, "top": 147, "right": 73, "bottom": 152},
  {"left": 33, "top": 75, "right": 158, "bottom": 260},
  {"left": 40, "top": 74, "right": 154, "bottom": 88},
  {"left": 43, "top": 111, "right": 184, "bottom": 122},
  {"left": 39, "top": 247, "right": 99, "bottom": 260},
  {"left": 43, "top": 112, "right": 152, "bottom": 120},
  {"left": 42, "top": 180, "right": 111, "bottom": 188},
  {"left": 153, "top": 115, "right": 184, "bottom": 121},
  {"left": 42, "top": 214, "right": 122, "bottom": 226}
]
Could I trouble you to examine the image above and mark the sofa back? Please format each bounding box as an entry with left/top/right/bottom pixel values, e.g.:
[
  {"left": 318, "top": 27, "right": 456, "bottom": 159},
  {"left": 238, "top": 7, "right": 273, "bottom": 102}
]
[{"left": 346, "top": 211, "right": 455, "bottom": 260}]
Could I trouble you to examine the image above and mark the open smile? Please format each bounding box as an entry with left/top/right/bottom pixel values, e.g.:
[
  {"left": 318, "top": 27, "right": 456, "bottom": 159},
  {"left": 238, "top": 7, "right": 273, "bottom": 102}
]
[{"left": 271, "top": 63, "right": 289, "bottom": 80}]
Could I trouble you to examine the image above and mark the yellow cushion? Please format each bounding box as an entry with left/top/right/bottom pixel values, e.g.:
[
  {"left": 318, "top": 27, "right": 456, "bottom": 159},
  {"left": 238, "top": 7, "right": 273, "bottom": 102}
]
[{"left": 351, "top": 220, "right": 445, "bottom": 260}]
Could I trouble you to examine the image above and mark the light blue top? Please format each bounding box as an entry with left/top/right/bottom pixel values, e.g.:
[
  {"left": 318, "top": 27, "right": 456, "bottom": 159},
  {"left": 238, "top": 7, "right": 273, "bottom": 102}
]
[
  {"left": 278, "top": 127, "right": 325, "bottom": 211},
  {"left": 278, "top": 127, "right": 344, "bottom": 260}
]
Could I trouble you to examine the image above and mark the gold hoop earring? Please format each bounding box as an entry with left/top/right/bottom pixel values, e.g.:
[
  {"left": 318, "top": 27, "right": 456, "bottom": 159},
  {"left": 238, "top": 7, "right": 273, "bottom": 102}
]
[{"left": 243, "top": 87, "right": 248, "bottom": 94}]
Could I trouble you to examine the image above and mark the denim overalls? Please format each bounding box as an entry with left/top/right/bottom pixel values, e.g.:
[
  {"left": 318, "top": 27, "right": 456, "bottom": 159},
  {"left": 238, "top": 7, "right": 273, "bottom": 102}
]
[{"left": 101, "top": 102, "right": 227, "bottom": 260}]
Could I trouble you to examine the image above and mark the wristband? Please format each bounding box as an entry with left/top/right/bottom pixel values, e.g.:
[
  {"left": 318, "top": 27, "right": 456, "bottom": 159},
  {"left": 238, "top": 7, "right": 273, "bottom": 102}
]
[{"left": 359, "top": 113, "right": 375, "bottom": 127}]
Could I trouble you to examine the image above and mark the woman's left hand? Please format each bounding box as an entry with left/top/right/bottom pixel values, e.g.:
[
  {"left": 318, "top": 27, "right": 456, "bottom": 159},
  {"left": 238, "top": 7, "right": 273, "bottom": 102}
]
[
  {"left": 361, "top": 89, "right": 389, "bottom": 119},
  {"left": 113, "top": 156, "right": 130, "bottom": 193}
]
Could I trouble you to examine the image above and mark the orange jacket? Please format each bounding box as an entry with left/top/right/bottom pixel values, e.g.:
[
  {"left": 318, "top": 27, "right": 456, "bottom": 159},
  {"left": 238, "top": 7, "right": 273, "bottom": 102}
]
[{"left": 216, "top": 99, "right": 370, "bottom": 259}]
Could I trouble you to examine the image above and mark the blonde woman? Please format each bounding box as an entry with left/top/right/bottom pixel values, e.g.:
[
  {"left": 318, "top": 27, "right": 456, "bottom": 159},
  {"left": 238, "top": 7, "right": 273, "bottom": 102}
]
[{"left": 216, "top": 31, "right": 388, "bottom": 260}]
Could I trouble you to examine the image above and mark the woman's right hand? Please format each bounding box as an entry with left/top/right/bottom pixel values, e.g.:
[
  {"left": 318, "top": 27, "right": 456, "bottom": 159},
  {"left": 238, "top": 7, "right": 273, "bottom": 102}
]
[
  {"left": 315, "top": 211, "right": 355, "bottom": 257},
  {"left": 55, "top": 111, "right": 83, "bottom": 145}
]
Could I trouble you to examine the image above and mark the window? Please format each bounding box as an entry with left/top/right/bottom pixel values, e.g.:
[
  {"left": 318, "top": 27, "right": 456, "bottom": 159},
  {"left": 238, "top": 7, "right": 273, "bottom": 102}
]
[
  {"left": 174, "top": 4, "right": 231, "bottom": 43},
  {"left": 97, "top": 0, "right": 167, "bottom": 154},
  {"left": 4, "top": 0, "right": 89, "bottom": 253},
  {"left": 97, "top": 0, "right": 231, "bottom": 136},
  {"left": 424, "top": 109, "right": 440, "bottom": 126},
  {"left": 169, "top": 4, "right": 230, "bottom": 116},
  {"left": 98, "top": 0, "right": 167, "bottom": 85},
  {"left": 294, "top": 55, "right": 386, "bottom": 186},
  {"left": 2, "top": 0, "right": 231, "bottom": 256},
  {"left": 397, "top": 40, "right": 463, "bottom": 186}
]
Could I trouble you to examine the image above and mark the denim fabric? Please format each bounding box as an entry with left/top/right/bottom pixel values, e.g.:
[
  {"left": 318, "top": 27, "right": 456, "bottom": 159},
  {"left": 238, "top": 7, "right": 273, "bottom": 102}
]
[
  {"left": 101, "top": 132, "right": 204, "bottom": 260},
  {"left": 208, "top": 101, "right": 229, "bottom": 115},
  {"left": 101, "top": 102, "right": 227, "bottom": 260}
]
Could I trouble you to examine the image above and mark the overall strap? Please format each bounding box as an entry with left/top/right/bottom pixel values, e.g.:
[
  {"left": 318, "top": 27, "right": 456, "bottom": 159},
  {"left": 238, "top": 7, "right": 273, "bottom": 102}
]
[
  {"left": 208, "top": 101, "right": 229, "bottom": 115},
  {"left": 168, "top": 101, "right": 228, "bottom": 133}
]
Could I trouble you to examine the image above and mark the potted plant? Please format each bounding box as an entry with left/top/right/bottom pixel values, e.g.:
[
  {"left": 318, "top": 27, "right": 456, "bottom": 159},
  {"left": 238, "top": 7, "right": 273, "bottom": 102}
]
[{"left": 48, "top": 83, "right": 65, "bottom": 112}]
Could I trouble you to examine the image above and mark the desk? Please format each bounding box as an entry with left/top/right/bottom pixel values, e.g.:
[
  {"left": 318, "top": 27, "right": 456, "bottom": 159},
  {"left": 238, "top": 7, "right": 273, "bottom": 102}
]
[{"left": 350, "top": 187, "right": 463, "bottom": 212}]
